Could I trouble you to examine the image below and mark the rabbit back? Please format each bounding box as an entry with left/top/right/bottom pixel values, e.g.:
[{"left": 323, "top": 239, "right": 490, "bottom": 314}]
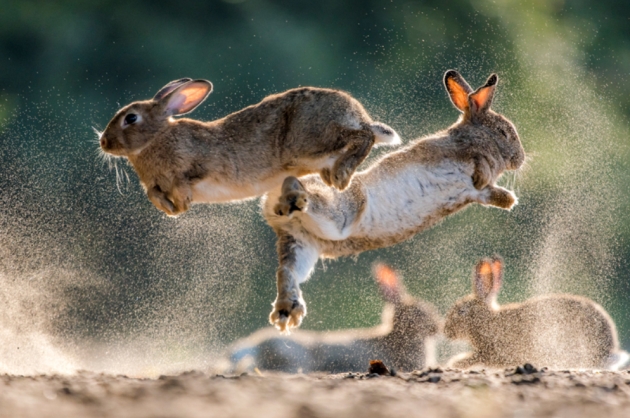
[
  {"left": 520, "top": 295, "right": 618, "bottom": 368},
  {"left": 482, "top": 295, "right": 619, "bottom": 369},
  {"left": 212, "top": 87, "right": 388, "bottom": 155},
  {"left": 188, "top": 88, "right": 397, "bottom": 203}
]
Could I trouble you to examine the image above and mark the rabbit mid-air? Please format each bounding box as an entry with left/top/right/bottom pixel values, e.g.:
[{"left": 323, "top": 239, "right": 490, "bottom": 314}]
[
  {"left": 226, "top": 264, "right": 441, "bottom": 373},
  {"left": 99, "top": 78, "right": 400, "bottom": 216},
  {"left": 262, "top": 70, "right": 525, "bottom": 332},
  {"left": 444, "top": 257, "right": 628, "bottom": 370}
]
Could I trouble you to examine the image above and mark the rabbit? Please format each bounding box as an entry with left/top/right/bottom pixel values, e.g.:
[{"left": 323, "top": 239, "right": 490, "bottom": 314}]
[
  {"left": 225, "top": 264, "right": 441, "bottom": 373},
  {"left": 98, "top": 78, "right": 400, "bottom": 216},
  {"left": 261, "top": 70, "right": 525, "bottom": 332},
  {"left": 444, "top": 257, "right": 628, "bottom": 370}
]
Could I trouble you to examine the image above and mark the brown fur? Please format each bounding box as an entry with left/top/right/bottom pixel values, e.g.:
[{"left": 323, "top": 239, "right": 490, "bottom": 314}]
[
  {"left": 263, "top": 71, "right": 525, "bottom": 331},
  {"left": 225, "top": 264, "right": 442, "bottom": 373},
  {"left": 444, "top": 257, "right": 625, "bottom": 369},
  {"left": 99, "top": 79, "right": 398, "bottom": 216}
]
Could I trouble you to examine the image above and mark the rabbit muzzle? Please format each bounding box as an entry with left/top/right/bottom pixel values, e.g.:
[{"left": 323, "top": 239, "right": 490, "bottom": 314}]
[
  {"left": 100, "top": 132, "right": 127, "bottom": 157},
  {"left": 507, "top": 147, "right": 526, "bottom": 171}
]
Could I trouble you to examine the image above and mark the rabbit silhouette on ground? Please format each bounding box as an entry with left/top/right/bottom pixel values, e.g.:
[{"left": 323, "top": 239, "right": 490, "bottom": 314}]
[
  {"left": 444, "top": 257, "right": 628, "bottom": 370},
  {"left": 262, "top": 70, "right": 525, "bottom": 332},
  {"left": 225, "top": 264, "right": 441, "bottom": 373},
  {"left": 99, "top": 78, "right": 399, "bottom": 216}
]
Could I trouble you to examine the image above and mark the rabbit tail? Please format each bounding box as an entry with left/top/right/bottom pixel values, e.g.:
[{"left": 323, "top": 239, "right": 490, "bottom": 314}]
[
  {"left": 369, "top": 122, "right": 401, "bottom": 146},
  {"left": 607, "top": 350, "right": 630, "bottom": 371}
]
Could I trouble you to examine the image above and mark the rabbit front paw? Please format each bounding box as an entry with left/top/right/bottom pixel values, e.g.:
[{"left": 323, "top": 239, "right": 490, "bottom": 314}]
[
  {"left": 331, "top": 165, "right": 353, "bottom": 190},
  {"left": 148, "top": 186, "right": 177, "bottom": 216},
  {"left": 169, "top": 187, "right": 192, "bottom": 215},
  {"left": 472, "top": 156, "right": 494, "bottom": 190},
  {"left": 148, "top": 185, "right": 191, "bottom": 217},
  {"left": 269, "top": 295, "right": 307, "bottom": 333},
  {"left": 481, "top": 186, "right": 517, "bottom": 210}
]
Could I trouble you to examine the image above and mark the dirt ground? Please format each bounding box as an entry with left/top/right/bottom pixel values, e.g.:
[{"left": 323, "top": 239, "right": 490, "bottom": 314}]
[{"left": 1, "top": 366, "right": 630, "bottom": 418}]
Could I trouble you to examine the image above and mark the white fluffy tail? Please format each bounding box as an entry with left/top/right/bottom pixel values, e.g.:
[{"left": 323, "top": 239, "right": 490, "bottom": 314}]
[
  {"left": 370, "top": 122, "right": 401, "bottom": 146},
  {"left": 607, "top": 350, "right": 630, "bottom": 371}
]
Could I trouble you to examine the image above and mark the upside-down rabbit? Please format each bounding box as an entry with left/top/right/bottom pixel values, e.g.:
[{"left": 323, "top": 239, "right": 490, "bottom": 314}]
[
  {"left": 227, "top": 264, "right": 441, "bottom": 373},
  {"left": 263, "top": 70, "right": 525, "bottom": 331}
]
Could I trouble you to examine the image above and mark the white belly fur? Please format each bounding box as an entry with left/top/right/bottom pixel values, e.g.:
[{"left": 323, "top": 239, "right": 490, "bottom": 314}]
[
  {"left": 191, "top": 174, "right": 287, "bottom": 203},
  {"left": 353, "top": 161, "right": 476, "bottom": 238},
  {"left": 191, "top": 156, "right": 338, "bottom": 204}
]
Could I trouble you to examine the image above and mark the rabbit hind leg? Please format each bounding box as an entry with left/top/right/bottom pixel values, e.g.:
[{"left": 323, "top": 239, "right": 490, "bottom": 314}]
[
  {"left": 274, "top": 176, "right": 309, "bottom": 217},
  {"left": 329, "top": 127, "right": 375, "bottom": 190},
  {"left": 269, "top": 233, "right": 320, "bottom": 333},
  {"left": 479, "top": 185, "right": 517, "bottom": 210}
]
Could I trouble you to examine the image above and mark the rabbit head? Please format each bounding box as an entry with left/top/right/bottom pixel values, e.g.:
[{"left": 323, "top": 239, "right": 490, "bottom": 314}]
[
  {"left": 444, "top": 257, "right": 503, "bottom": 340},
  {"left": 444, "top": 70, "right": 525, "bottom": 171},
  {"left": 374, "top": 264, "right": 441, "bottom": 338},
  {"left": 99, "top": 78, "right": 213, "bottom": 157}
]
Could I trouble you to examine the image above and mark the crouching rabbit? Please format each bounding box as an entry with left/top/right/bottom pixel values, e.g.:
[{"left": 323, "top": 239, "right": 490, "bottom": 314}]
[
  {"left": 226, "top": 264, "right": 441, "bottom": 373},
  {"left": 444, "top": 257, "right": 628, "bottom": 370}
]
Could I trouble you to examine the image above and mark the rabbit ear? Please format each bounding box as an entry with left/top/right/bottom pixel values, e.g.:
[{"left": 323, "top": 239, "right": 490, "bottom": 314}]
[
  {"left": 374, "top": 263, "right": 402, "bottom": 304},
  {"left": 469, "top": 74, "right": 497, "bottom": 114},
  {"left": 474, "top": 258, "right": 495, "bottom": 300},
  {"left": 444, "top": 70, "right": 473, "bottom": 113},
  {"left": 163, "top": 80, "right": 214, "bottom": 116},
  {"left": 490, "top": 256, "right": 504, "bottom": 294},
  {"left": 153, "top": 78, "right": 193, "bottom": 101}
]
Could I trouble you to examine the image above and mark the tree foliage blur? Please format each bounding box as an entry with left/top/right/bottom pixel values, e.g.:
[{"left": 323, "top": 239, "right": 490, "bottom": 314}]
[{"left": 1, "top": 0, "right": 630, "bottom": 362}]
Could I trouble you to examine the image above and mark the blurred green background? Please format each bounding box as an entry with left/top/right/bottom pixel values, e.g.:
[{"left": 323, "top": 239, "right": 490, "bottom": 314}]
[{"left": 1, "top": 0, "right": 630, "bottom": 373}]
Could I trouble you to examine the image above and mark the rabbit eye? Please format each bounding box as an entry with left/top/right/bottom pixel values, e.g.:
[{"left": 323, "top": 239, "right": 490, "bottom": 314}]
[{"left": 124, "top": 113, "right": 138, "bottom": 126}]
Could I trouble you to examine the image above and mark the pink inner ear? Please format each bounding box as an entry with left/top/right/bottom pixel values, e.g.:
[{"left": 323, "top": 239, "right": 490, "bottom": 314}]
[
  {"left": 182, "top": 86, "right": 208, "bottom": 108},
  {"left": 446, "top": 78, "right": 470, "bottom": 112},
  {"left": 167, "top": 83, "right": 210, "bottom": 115},
  {"left": 475, "top": 261, "right": 494, "bottom": 297},
  {"left": 375, "top": 264, "right": 399, "bottom": 289},
  {"left": 374, "top": 263, "right": 402, "bottom": 303},
  {"left": 470, "top": 85, "right": 495, "bottom": 111}
]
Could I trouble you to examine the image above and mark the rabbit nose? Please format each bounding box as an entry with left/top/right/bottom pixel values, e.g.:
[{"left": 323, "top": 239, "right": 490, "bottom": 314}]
[{"left": 100, "top": 136, "right": 108, "bottom": 149}]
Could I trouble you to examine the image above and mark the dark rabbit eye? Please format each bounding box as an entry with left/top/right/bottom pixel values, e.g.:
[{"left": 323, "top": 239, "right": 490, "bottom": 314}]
[{"left": 124, "top": 114, "right": 138, "bottom": 125}]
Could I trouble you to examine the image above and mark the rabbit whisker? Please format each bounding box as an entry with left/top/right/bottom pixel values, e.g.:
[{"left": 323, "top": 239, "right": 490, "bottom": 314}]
[
  {"left": 114, "top": 162, "right": 123, "bottom": 195},
  {"left": 92, "top": 126, "right": 103, "bottom": 140},
  {"left": 94, "top": 125, "right": 129, "bottom": 194}
]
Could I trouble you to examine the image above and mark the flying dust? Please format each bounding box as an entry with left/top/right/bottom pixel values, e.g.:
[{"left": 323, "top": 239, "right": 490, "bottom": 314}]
[{"left": 1, "top": 7, "right": 629, "bottom": 375}]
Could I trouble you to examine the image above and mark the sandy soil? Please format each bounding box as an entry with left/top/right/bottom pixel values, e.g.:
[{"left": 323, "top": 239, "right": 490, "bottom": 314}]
[{"left": 1, "top": 366, "right": 630, "bottom": 418}]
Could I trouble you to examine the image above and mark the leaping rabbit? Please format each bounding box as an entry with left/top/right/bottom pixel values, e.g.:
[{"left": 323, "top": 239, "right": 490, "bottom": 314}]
[
  {"left": 99, "top": 79, "right": 400, "bottom": 216},
  {"left": 262, "top": 70, "right": 525, "bottom": 332},
  {"left": 226, "top": 264, "right": 441, "bottom": 373}
]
